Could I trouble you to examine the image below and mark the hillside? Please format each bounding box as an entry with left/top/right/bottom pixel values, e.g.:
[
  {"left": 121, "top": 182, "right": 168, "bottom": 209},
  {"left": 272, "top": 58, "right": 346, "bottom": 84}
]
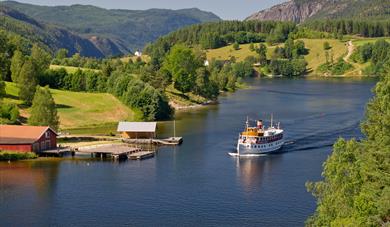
[
  {"left": 0, "top": 6, "right": 108, "bottom": 57},
  {"left": 2, "top": 1, "right": 221, "bottom": 55},
  {"left": 4, "top": 82, "right": 135, "bottom": 132},
  {"left": 204, "top": 38, "right": 366, "bottom": 76},
  {"left": 246, "top": 0, "right": 390, "bottom": 23}
]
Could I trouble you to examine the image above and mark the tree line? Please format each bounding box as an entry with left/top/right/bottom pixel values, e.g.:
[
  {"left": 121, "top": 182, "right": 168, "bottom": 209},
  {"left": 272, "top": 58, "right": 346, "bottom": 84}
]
[
  {"left": 351, "top": 39, "right": 390, "bottom": 76},
  {"left": 144, "top": 21, "right": 296, "bottom": 68},
  {"left": 304, "top": 20, "right": 390, "bottom": 38}
]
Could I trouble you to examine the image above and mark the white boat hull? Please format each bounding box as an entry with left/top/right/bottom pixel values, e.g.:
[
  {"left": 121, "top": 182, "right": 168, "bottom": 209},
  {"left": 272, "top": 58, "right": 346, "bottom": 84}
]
[{"left": 237, "top": 140, "right": 284, "bottom": 155}]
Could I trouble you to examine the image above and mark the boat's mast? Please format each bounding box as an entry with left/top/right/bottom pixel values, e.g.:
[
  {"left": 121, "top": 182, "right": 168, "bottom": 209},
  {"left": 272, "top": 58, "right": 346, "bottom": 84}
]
[
  {"left": 246, "top": 116, "right": 249, "bottom": 130},
  {"left": 174, "top": 120, "right": 176, "bottom": 138},
  {"left": 271, "top": 114, "right": 273, "bottom": 128}
]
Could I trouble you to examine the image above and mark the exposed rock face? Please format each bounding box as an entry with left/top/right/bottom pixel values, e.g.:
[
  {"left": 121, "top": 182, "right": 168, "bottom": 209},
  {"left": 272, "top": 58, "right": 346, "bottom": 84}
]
[{"left": 246, "top": 0, "right": 328, "bottom": 23}]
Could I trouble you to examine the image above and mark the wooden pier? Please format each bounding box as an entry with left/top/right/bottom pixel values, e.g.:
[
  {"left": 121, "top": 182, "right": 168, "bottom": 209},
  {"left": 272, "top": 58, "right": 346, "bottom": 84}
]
[
  {"left": 39, "top": 147, "right": 73, "bottom": 157},
  {"left": 128, "top": 151, "right": 155, "bottom": 160},
  {"left": 123, "top": 137, "right": 183, "bottom": 146},
  {"left": 76, "top": 144, "right": 143, "bottom": 160}
]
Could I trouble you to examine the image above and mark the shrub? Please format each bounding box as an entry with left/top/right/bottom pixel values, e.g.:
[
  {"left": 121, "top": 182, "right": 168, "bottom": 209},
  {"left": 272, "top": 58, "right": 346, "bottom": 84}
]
[{"left": 0, "top": 151, "right": 38, "bottom": 161}]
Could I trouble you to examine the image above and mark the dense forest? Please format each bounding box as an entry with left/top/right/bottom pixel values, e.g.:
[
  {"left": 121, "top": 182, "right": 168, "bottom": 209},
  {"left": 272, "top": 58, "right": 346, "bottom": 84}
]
[
  {"left": 304, "top": 20, "right": 390, "bottom": 38},
  {"left": 351, "top": 39, "right": 390, "bottom": 76},
  {"left": 145, "top": 21, "right": 296, "bottom": 51}
]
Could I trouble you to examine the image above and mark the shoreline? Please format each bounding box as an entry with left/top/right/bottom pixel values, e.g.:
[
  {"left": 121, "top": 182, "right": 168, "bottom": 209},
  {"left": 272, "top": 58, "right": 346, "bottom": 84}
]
[{"left": 169, "top": 101, "right": 215, "bottom": 110}]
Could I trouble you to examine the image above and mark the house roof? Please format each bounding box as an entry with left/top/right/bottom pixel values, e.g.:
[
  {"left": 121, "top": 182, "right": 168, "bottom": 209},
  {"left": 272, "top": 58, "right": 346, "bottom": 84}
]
[
  {"left": 0, "top": 125, "right": 57, "bottom": 145},
  {"left": 117, "top": 122, "right": 157, "bottom": 133}
]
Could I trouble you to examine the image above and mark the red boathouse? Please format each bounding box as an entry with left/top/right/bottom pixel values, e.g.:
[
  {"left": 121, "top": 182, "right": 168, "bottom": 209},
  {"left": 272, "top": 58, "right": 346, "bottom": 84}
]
[{"left": 0, "top": 125, "right": 58, "bottom": 153}]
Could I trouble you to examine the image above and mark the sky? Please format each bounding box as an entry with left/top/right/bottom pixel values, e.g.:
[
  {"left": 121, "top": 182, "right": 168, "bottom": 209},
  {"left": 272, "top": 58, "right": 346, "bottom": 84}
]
[{"left": 8, "top": 0, "right": 286, "bottom": 20}]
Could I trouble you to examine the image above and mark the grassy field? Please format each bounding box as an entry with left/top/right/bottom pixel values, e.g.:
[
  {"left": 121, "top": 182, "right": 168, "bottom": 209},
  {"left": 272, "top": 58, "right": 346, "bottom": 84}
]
[
  {"left": 352, "top": 38, "right": 390, "bottom": 47},
  {"left": 205, "top": 39, "right": 349, "bottom": 75},
  {"left": 50, "top": 65, "right": 100, "bottom": 73},
  {"left": 165, "top": 85, "right": 209, "bottom": 108},
  {"left": 301, "top": 39, "right": 348, "bottom": 73},
  {"left": 206, "top": 43, "right": 278, "bottom": 62},
  {"left": 4, "top": 82, "right": 135, "bottom": 133}
]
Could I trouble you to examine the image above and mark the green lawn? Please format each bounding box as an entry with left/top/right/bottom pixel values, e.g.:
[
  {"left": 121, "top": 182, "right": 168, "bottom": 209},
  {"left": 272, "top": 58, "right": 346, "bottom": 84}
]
[
  {"left": 4, "top": 82, "right": 134, "bottom": 132},
  {"left": 205, "top": 39, "right": 349, "bottom": 75},
  {"left": 165, "top": 85, "right": 208, "bottom": 107},
  {"left": 301, "top": 39, "right": 348, "bottom": 73},
  {"left": 206, "top": 43, "right": 278, "bottom": 62},
  {"left": 352, "top": 37, "right": 390, "bottom": 47},
  {"left": 50, "top": 64, "right": 100, "bottom": 73}
]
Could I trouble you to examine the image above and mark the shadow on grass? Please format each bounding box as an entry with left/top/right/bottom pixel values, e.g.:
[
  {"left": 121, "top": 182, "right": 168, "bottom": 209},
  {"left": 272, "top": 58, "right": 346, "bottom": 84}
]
[
  {"left": 167, "top": 90, "right": 189, "bottom": 99},
  {"left": 56, "top": 104, "right": 72, "bottom": 109},
  {"left": 4, "top": 93, "right": 19, "bottom": 100}
]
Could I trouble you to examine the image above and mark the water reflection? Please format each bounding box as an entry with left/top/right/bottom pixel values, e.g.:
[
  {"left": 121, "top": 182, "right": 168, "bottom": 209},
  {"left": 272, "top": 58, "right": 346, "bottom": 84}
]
[
  {"left": 235, "top": 155, "right": 282, "bottom": 194},
  {"left": 0, "top": 160, "right": 61, "bottom": 197}
]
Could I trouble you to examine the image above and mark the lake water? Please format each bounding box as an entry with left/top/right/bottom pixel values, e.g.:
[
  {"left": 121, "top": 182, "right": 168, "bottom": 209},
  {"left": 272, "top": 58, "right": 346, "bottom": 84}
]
[{"left": 0, "top": 78, "right": 375, "bottom": 226}]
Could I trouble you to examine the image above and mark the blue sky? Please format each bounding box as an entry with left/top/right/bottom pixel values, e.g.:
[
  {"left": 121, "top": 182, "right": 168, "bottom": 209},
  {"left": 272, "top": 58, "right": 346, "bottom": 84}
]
[{"left": 9, "top": 0, "right": 286, "bottom": 20}]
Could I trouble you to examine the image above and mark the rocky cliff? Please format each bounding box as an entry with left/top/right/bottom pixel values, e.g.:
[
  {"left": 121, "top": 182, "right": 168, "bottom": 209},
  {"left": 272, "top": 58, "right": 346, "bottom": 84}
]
[
  {"left": 246, "top": 0, "right": 328, "bottom": 23},
  {"left": 246, "top": 0, "right": 390, "bottom": 23}
]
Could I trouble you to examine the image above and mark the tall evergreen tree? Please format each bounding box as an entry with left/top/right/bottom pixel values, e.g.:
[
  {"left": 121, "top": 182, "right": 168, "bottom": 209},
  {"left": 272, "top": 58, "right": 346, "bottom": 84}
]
[
  {"left": 10, "top": 50, "right": 25, "bottom": 83},
  {"left": 55, "top": 48, "right": 68, "bottom": 60},
  {"left": 0, "top": 31, "right": 12, "bottom": 81},
  {"left": 18, "top": 59, "right": 38, "bottom": 105},
  {"left": 28, "top": 86, "right": 60, "bottom": 131},
  {"left": 0, "top": 76, "right": 5, "bottom": 99},
  {"left": 257, "top": 44, "right": 268, "bottom": 65},
  {"left": 30, "top": 44, "right": 51, "bottom": 75}
]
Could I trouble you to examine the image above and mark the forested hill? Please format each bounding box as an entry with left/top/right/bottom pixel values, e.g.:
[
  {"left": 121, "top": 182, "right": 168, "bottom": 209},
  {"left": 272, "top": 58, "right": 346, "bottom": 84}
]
[
  {"left": 0, "top": 6, "right": 110, "bottom": 57},
  {"left": 246, "top": 0, "right": 390, "bottom": 23},
  {"left": 2, "top": 1, "right": 221, "bottom": 56}
]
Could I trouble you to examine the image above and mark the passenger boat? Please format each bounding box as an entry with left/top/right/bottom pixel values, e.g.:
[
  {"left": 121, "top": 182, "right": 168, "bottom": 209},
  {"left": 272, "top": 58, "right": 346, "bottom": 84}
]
[{"left": 232, "top": 116, "right": 284, "bottom": 156}]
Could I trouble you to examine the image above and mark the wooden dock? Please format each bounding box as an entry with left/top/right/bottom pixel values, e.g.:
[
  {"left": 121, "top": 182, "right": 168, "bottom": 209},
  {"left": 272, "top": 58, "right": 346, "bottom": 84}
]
[
  {"left": 76, "top": 144, "right": 143, "bottom": 160},
  {"left": 39, "top": 147, "right": 73, "bottom": 157},
  {"left": 128, "top": 151, "right": 155, "bottom": 160},
  {"left": 123, "top": 137, "right": 183, "bottom": 146}
]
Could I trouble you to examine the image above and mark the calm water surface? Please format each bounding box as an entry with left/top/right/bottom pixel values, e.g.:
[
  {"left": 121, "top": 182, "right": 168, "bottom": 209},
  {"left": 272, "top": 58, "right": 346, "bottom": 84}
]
[{"left": 0, "top": 78, "right": 375, "bottom": 226}]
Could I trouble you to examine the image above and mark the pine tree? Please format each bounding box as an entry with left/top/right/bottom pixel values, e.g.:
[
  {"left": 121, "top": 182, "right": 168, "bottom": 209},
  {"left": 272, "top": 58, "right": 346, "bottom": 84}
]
[
  {"left": 0, "top": 31, "right": 11, "bottom": 81},
  {"left": 233, "top": 42, "right": 240, "bottom": 50},
  {"left": 10, "top": 50, "right": 25, "bottom": 83},
  {"left": 18, "top": 59, "right": 38, "bottom": 105},
  {"left": 0, "top": 76, "right": 5, "bottom": 99},
  {"left": 55, "top": 48, "right": 68, "bottom": 60},
  {"left": 257, "top": 44, "right": 268, "bottom": 66},
  {"left": 249, "top": 43, "right": 255, "bottom": 52},
  {"left": 30, "top": 44, "right": 51, "bottom": 75},
  {"left": 28, "top": 86, "right": 59, "bottom": 131}
]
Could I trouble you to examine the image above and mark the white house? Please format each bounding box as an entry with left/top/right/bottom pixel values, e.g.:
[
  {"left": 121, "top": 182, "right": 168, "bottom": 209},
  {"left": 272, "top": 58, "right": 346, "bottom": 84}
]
[{"left": 134, "top": 51, "right": 142, "bottom": 57}]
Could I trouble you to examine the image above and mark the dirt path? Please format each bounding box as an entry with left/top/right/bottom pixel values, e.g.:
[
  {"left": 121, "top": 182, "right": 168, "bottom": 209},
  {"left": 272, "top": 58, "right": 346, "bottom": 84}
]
[{"left": 343, "top": 40, "right": 354, "bottom": 62}]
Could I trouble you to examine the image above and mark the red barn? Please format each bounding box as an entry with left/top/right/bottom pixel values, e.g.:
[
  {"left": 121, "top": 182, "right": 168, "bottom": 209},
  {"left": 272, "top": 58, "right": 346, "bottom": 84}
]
[{"left": 0, "top": 125, "right": 58, "bottom": 153}]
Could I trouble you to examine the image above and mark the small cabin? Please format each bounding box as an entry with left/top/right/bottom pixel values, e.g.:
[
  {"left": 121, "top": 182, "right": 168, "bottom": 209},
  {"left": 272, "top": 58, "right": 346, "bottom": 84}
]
[
  {"left": 0, "top": 125, "right": 58, "bottom": 153},
  {"left": 117, "top": 122, "right": 157, "bottom": 139}
]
